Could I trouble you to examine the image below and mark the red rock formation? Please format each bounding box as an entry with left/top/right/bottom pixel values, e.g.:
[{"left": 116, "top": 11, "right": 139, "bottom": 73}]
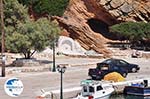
[{"left": 55, "top": 0, "right": 150, "bottom": 57}]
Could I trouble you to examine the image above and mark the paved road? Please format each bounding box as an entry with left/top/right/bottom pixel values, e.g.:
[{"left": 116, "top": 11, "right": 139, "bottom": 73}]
[
  {"left": 0, "top": 66, "right": 91, "bottom": 99},
  {"left": 0, "top": 57, "right": 150, "bottom": 99}
]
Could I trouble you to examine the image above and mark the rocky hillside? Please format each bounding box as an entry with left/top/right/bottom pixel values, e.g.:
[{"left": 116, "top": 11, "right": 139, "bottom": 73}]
[{"left": 55, "top": 0, "right": 150, "bottom": 57}]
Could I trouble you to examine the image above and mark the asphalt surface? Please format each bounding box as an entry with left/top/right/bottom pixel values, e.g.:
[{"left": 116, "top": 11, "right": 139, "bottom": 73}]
[{"left": 0, "top": 57, "right": 150, "bottom": 99}]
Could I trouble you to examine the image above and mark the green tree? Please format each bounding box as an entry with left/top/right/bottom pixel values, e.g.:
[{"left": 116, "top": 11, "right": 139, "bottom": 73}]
[
  {"left": 4, "top": 0, "right": 60, "bottom": 59},
  {"left": 18, "top": 0, "right": 69, "bottom": 16},
  {"left": 109, "top": 22, "right": 150, "bottom": 44}
]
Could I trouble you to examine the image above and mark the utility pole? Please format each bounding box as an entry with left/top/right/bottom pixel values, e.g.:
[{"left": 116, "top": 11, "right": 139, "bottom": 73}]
[
  {"left": 0, "top": 0, "right": 5, "bottom": 77},
  {"left": 52, "top": 41, "right": 56, "bottom": 72}
]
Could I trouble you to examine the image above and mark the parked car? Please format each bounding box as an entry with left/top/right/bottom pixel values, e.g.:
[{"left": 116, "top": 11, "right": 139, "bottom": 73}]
[
  {"left": 101, "top": 58, "right": 140, "bottom": 73},
  {"left": 88, "top": 58, "right": 140, "bottom": 80},
  {"left": 88, "top": 62, "right": 128, "bottom": 80}
]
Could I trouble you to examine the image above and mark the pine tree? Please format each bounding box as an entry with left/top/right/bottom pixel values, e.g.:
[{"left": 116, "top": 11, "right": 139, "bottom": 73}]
[
  {"left": 18, "top": 0, "right": 69, "bottom": 16},
  {"left": 4, "top": 0, "right": 60, "bottom": 59}
]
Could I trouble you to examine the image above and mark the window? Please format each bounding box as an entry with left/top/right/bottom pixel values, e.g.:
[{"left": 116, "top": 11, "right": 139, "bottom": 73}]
[
  {"left": 119, "top": 60, "right": 128, "bottom": 65},
  {"left": 103, "top": 59, "right": 112, "bottom": 64},
  {"left": 97, "top": 86, "right": 103, "bottom": 91},
  {"left": 83, "top": 86, "right": 88, "bottom": 92},
  {"left": 89, "top": 86, "right": 94, "bottom": 92},
  {"left": 97, "top": 63, "right": 109, "bottom": 70},
  {"left": 101, "top": 66, "right": 109, "bottom": 70}
]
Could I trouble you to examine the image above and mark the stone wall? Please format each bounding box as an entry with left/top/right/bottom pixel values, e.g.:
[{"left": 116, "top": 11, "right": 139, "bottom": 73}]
[{"left": 12, "top": 58, "right": 39, "bottom": 67}]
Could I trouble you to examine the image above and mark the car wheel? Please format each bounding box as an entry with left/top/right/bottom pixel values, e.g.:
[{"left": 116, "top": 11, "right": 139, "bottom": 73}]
[
  {"left": 122, "top": 72, "right": 127, "bottom": 77},
  {"left": 132, "top": 68, "right": 137, "bottom": 73}
]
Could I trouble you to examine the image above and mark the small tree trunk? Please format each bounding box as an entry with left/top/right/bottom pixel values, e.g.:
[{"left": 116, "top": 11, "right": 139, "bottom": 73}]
[{"left": 27, "top": 51, "right": 31, "bottom": 59}]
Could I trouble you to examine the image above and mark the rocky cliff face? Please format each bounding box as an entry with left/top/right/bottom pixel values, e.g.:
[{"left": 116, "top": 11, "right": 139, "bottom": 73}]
[
  {"left": 55, "top": 0, "right": 150, "bottom": 57},
  {"left": 100, "top": 0, "right": 150, "bottom": 22}
]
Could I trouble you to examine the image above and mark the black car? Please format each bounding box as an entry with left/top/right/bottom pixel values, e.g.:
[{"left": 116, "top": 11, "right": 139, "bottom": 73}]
[
  {"left": 101, "top": 58, "right": 140, "bottom": 73},
  {"left": 88, "top": 62, "right": 128, "bottom": 80},
  {"left": 88, "top": 58, "right": 140, "bottom": 80}
]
